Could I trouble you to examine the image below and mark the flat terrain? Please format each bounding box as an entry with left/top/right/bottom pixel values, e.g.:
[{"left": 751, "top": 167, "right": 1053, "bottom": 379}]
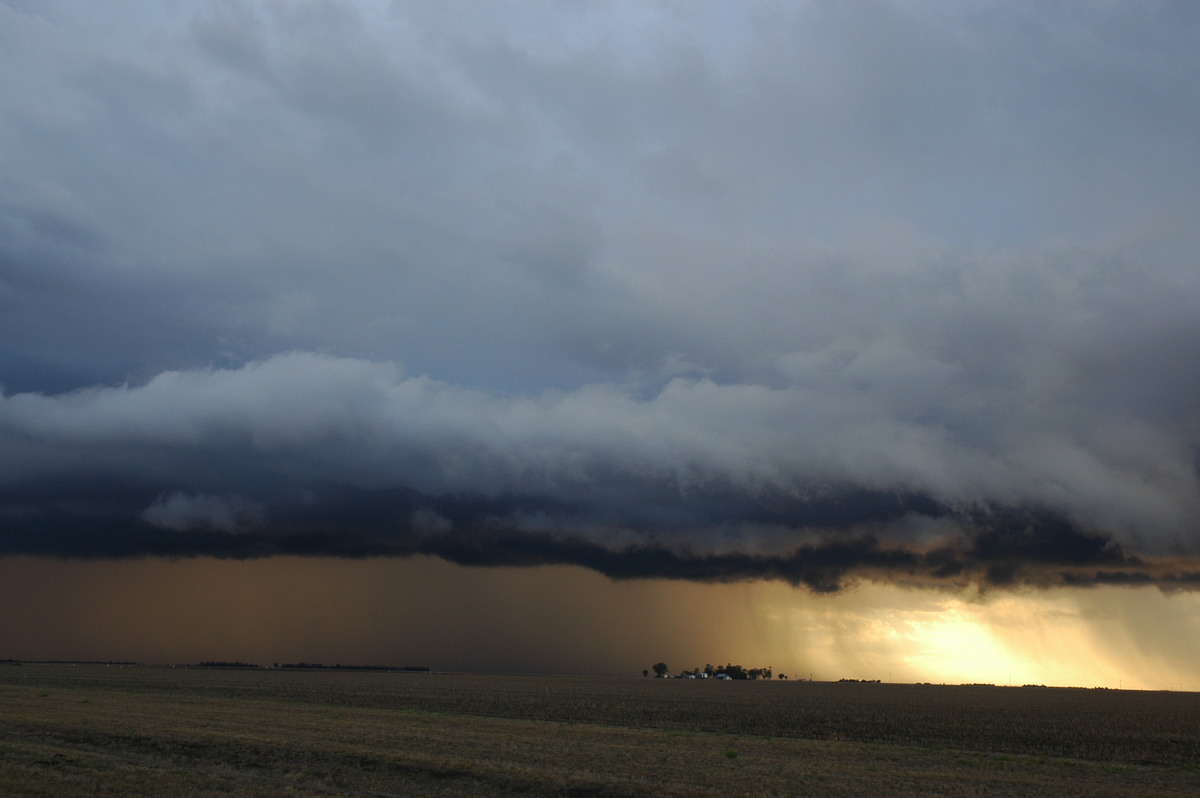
[{"left": 1, "top": 665, "right": 1198, "bottom": 796}]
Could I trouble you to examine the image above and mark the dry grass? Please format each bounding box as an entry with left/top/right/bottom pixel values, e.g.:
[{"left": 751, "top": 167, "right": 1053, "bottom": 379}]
[{"left": 1, "top": 665, "right": 1198, "bottom": 796}]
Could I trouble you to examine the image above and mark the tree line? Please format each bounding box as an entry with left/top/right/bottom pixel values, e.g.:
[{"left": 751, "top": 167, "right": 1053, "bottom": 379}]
[{"left": 645, "top": 662, "right": 786, "bottom": 680}]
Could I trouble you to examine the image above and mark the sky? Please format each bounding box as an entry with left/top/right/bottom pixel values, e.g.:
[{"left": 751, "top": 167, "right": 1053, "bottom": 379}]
[{"left": 2, "top": 1, "right": 1200, "bottom": 687}]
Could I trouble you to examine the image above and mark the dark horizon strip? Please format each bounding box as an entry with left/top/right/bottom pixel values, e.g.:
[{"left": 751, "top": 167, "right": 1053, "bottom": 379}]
[{"left": 2, "top": 503, "right": 1195, "bottom": 594}]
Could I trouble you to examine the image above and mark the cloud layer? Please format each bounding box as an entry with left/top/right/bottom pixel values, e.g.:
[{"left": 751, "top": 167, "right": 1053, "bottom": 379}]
[
  {"left": 2, "top": 352, "right": 1197, "bottom": 591},
  {"left": 2, "top": 2, "right": 1198, "bottom": 590}
]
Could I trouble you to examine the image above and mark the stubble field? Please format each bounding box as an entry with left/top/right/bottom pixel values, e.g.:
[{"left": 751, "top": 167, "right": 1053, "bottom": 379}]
[{"left": 1, "top": 664, "right": 1198, "bottom": 796}]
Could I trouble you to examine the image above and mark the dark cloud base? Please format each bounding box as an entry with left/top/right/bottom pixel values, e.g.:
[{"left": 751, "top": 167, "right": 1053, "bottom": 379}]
[
  {"left": 3, "top": 483, "right": 1195, "bottom": 594},
  {"left": 4, "top": 3, "right": 1200, "bottom": 619}
]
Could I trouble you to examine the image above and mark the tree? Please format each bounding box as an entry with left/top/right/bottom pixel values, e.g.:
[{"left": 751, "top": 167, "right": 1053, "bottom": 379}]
[
  {"left": 642, "top": 669, "right": 649, "bottom": 677},
  {"left": 652, "top": 662, "right": 669, "bottom": 678}
]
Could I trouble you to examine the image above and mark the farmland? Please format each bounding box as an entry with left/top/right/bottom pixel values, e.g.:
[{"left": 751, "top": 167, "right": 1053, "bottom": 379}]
[{"left": 1, "top": 665, "right": 1198, "bottom": 796}]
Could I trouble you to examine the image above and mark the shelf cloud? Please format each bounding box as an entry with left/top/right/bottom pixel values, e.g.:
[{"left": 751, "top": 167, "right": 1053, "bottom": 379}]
[
  {"left": 2, "top": 351, "right": 1198, "bottom": 592},
  {"left": 2, "top": 2, "right": 1199, "bottom": 594}
]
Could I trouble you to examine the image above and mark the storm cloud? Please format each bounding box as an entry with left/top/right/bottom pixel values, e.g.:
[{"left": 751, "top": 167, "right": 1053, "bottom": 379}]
[{"left": 2, "top": 1, "right": 1199, "bottom": 592}]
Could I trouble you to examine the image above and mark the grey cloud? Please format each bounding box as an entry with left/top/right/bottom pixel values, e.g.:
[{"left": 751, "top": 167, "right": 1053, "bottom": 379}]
[
  {"left": 1, "top": 351, "right": 1197, "bottom": 559},
  {"left": 1, "top": 2, "right": 1198, "bottom": 581},
  {"left": 141, "top": 491, "right": 265, "bottom": 533}
]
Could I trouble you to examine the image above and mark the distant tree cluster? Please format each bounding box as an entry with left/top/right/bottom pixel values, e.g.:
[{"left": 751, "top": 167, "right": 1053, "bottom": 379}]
[
  {"left": 188, "top": 661, "right": 433, "bottom": 671},
  {"left": 837, "top": 678, "right": 881, "bottom": 684},
  {"left": 275, "top": 662, "right": 429, "bottom": 672},
  {"left": 196, "top": 661, "right": 261, "bottom": 669},
  {"left": 647, "top": 662, "right": 784, "bottom": 680},
  {"left": 2, "top": 659, "right": 138, "bottom": 666}
]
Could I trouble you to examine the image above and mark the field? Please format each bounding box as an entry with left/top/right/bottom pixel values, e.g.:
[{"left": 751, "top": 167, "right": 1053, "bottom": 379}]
[{"left": 1, "top": 665, "right": 1198, "bottom": 796}]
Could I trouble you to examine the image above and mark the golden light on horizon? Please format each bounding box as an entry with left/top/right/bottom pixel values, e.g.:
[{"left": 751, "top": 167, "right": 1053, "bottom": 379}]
[
  {"left": 2, "top": 557, "right": 1199, "bottom": 691},
  {"left": 750, "top": 581, "right": 1200, "bottom": 691}
]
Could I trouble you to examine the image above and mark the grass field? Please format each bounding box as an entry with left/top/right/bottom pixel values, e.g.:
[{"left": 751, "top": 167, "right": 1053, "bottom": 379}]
[{"left": 2, "top": 664, "right": 1198, "bottom": 796}]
